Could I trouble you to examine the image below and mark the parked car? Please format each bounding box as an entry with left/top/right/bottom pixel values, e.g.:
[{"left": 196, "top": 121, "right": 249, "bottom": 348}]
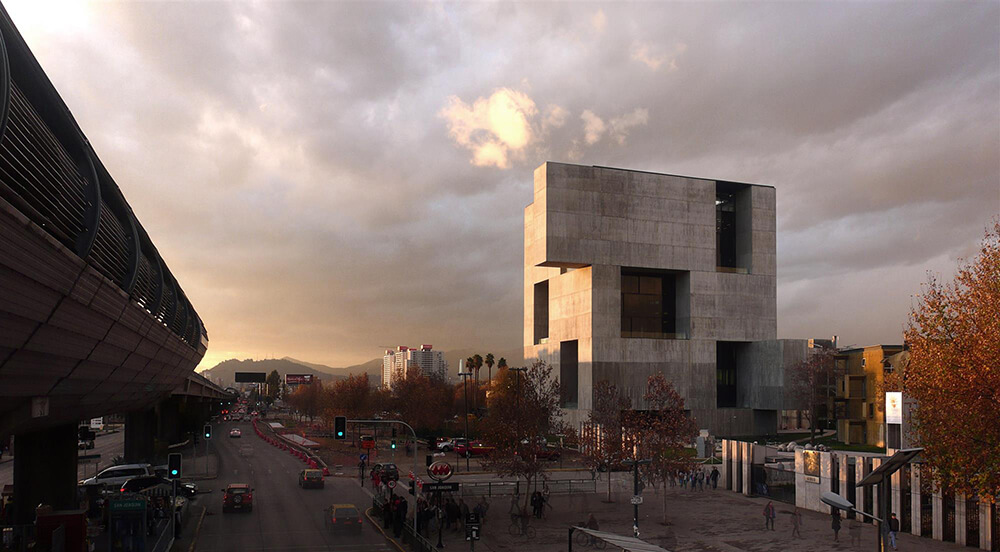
[
  {"left": 371, "top": 463, "right": 399, "bottom": 482},
  {"left": 436, "top": 438, "right": 468, "bottom": 452},
  {"left": 78, "top": 439, "right": 95, "bottom": 450},
  {"left": 229, "top": 428, "right": 242, "bottom": 438},
  {"left": 79, "top": 464, "right": 153, "bottom": 488},
  {"left": 534, "top": 448, "right": 561, "bottom": 461},
  {"left": 298, "top": 469, "right": 325, "bottom": 489},
  {"left": 454, "top": 441, "right": 495, "bottom": 458},
  {"left": 325, "top": 504, "right": 363, "bottom": 534},
  {"left": 120, "top": 476, "right": 198, "bottom": 498},
  {"left": 222, "top": 483, "right": 254, "bottom": 513}
]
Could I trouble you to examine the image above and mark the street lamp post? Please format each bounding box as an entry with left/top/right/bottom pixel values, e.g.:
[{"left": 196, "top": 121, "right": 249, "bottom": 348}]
[
  {"left": 623, "top": 458, "right": 651, "bottom": 538},
  {"left": 458, "top": 371, "right": 473, "bottom": 471}
]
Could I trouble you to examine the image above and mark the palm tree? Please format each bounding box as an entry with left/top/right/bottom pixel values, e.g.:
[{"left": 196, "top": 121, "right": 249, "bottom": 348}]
[
  {"left": 498, "top": 357, "right": 508, "bottom": 371},
  {"left": 485, "top": 353, "right": 495, "bottom": 387}
]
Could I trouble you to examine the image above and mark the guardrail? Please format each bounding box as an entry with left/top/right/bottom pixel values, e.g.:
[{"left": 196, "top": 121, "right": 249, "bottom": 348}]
[{"left": 458, "top": 478, "right": 596, "bottom": 497}]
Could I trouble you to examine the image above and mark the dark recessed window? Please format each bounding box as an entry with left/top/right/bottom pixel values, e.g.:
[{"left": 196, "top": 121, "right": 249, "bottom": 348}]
[
  {"left": 716, "top": 182, "right": 751, "bottom": 273},
  {"left": 534, "top": 281, "right": 549, "bottom": 345},
  {"left": 621, "top": 269, "right": 678, "bottom": 338}
]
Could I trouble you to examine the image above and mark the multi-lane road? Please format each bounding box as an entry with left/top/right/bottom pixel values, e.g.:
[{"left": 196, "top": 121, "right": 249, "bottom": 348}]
[{"left": 196, "top": 420, "right": 393, "bottom": 552}]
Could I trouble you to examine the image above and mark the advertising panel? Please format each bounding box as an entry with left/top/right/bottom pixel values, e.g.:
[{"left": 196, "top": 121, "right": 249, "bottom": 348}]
[
  {"left": 235, "top": 371, "right": 266, "bottom": 383},
  {"left": 285, "top": 374, "right": 313, "bottom": 385},
  {"left": 803, "top": 450, "right": 821, "bottom": 483},
  {"left": 885, "top": 392, "right": 903, "bottom": 424}
]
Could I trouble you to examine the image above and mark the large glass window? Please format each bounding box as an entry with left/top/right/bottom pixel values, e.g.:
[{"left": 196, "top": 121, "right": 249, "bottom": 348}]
[
  {"left": 560, "top": 340, "right": 578, "bottom": 408},
  {"left": 716, "top": 341, "right": 739, "bottom": 408},
  {"left": 621, "top": 269, "right": 678, "bottom": 338},
  {"left": 716, "top": 182, "right": 752, "bottom": 272},
  {"left": 533, "top": 281, "right": 548, "bottom": 344}
]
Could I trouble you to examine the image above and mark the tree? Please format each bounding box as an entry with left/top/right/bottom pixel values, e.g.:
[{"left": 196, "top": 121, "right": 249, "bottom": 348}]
[
  {"left": 788, "top": 348, "right": 840, "bottom": 443},
  {"left": 479, "top": 360, "right": 569, "bottom": 513},
  {"left": 392, "top": 368, "right": 454, "bottom": 434},
  {"left": 625, "top": 374, "right": 698, "bottom": 524},
  {"left": 265, "top": 370, "right": 282, "bottom": 404},
  {"left": 903, "top": 220, "right": 1000, "bottom": 502},
  {"left": 327, "top": 373, "right": 373, "bottom": 419},
  {"left": 485, "top": 353, "right": 495, "bottom": 388},
  {"left": 497, "top": 357, "right": 508, "bottom": 371},
  {"left": 580, "top": 380, "right": 631, "bottom": 502},
  {"left": 287, "top": 380, "right": 324, "bottom": 423}
]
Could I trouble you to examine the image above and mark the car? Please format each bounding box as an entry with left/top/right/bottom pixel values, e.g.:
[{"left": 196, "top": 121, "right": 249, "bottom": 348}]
[
  {"left": 534, "top": 448, "right": 561, "bottom": 461},
  {"left": 454, "top": 441, "right": 495, "bottom": 458},
  {"left": 78, "top": 439, "right": 95, "bottom": 450},
  {"left": 325, "top": 504, "right": 363, "bottom": 534},
  {"left": 371, "top": 463, "right": 399, "bottom": 482},
  {"left": 79, "top": 464, "right": 153, "bottom": 488},
  {"left": 229, "top": 428, "right": 242, "bottom": 438},
  {"left": 222, "top": 483, "right": 253, "bottom": 513},
  {"left": 120, "top": 476, "right": 199, "bottom": 498},
  {"left": 359, "top": 435, "right": 375, "bottom": 447},
  {"left": 436, "top": 438, "right": 468, "bottom": 452},
  {"left": 298, "top": 469, "right": 325, "bottom": 489}
]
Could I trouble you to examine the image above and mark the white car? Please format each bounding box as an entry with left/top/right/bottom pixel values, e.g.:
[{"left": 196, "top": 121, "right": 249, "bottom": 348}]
[
  {"left": 437, "top": 438, "right": 467, "bottom": 452},
  {"left": 79, "top": 464, "right": 153, "bottom": 488},
  {"left": 230, "top": 428, "right": 242, "bottom": 438}
]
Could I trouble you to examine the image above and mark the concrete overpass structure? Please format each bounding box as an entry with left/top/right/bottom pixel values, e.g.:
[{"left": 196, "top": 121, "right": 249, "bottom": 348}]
[{"left": 0, "top": 4, "right": 219, "bottom": 524}]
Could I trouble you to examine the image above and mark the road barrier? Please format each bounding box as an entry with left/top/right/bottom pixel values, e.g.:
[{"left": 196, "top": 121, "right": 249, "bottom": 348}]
[{"left": 457, "top": 478, "right": 596, "bottom": 497}]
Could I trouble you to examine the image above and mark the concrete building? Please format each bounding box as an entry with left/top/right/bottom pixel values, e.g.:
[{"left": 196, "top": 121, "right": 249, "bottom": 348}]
[
  {"left": 382, "top": 345, "right": 447, "bottom": 389},
  {"left": 833, "top": 344, "right": 904, "bottom": 447},
  {"left": 523, "top": 162, "right": 808, "bottom": 436}
]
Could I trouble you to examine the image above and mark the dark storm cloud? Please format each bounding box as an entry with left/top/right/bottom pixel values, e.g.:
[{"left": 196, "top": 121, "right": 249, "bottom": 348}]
[{"left": 6, "top": 1, "right": 996, "bottom": 367}]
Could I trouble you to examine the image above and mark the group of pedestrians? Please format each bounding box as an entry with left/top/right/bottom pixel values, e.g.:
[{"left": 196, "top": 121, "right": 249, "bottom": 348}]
[
  {"left": 762, "top": 503, "right": 901, "bottom": 550},
  {"left": 381, "top": 494, "right": 409, "bottom": 538},
  {"left": 671, "top": 466, "right": 720, "bottom": 491}
]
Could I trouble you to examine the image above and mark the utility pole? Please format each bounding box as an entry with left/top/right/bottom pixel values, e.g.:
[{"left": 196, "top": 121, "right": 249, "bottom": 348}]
[
  {"left": 458, "top": 371, "right": 472, "bottom": 471},
  {"left": 624, "top": 458, "right": 651, "bottom": 538}
]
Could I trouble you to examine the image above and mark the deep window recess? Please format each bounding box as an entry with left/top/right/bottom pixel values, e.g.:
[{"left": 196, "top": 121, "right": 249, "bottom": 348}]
[
  {"left": 621, "top": 268, "right": 687, "bottom": 339},
  {"left": 716, "top": 341, "right": 739, "bottom": 408},
  {"left": 534, "top": 281, "right": 549, "bottom": 345},
  {"left": 560, "top": 340, "right": 578, "bottom": 408},
  {"left": 716, "top": 182, "right": 751, "bottom": 272}
]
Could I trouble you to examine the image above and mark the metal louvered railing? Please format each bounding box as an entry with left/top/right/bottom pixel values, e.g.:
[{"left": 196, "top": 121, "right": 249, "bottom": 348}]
[{"left": 0, "top": 12, "right": 205, "bottom": 350}]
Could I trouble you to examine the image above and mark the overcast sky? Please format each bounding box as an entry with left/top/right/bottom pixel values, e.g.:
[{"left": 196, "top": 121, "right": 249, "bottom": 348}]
[{"left": 6, "top": 1, "right": 998, "bottom": 369}]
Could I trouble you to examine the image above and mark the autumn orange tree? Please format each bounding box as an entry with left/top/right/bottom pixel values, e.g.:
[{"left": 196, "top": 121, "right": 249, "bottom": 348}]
[
  {"left": 580, "top": 380, "right": 631, "bottom": 502},
  {"left": 391, "top": 368, "right": 454, "bottom": 434},
  {"left": 324, "top": 373, "right": 373, "bottom": 422},
  {"left": 625, "top": 374, "right": 698, "bottom": 524},
  {"left": 287, "top": 379, "right": 324, "bottom": 422},
  {"left": 904, "top": 220, "right": 1000, "bottom": 502},
  {"left": 479, "top": 360, "right": 570, "bottom": 512}
]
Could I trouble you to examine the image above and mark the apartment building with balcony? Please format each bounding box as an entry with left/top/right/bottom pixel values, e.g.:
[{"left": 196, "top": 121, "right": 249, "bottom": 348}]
[{"left": 833, "top": 344, "right": 904, "bottom": 447}]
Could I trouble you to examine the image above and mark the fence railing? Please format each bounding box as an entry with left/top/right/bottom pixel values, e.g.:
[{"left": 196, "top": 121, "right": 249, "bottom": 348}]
[{"left": 458, "top": 478, "right": 596, "bottom": 497}]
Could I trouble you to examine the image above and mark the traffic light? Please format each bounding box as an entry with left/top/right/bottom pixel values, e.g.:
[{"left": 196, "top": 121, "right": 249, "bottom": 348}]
[
  {"left": 391, "top": 439, "right": 397, "bottom": 449},
  {"left": 334, "top": 416, "right": 346, "bottom": 440},
  {"left": 204, "top": 423, "right": 212, "bottom": 440},
  {"left": 408, "top": 480, "right": 415, "bottom": 495},
  {"left": 167, "top": 453, "right": 182, "bottom": 479}
]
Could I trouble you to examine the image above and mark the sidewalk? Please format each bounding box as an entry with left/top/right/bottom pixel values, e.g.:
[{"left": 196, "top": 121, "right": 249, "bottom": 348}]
[{"left": 424, "top": 483, "right": 972, "bottom": 551}]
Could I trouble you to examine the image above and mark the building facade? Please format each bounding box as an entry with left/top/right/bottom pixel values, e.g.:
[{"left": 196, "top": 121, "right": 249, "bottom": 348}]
[
  {"left": 523, "top": 162, "right": 807, "bottom": 436},
  {"left": 382, "top": 345, "right": 448, "bottom": 389},
  {"left": 834, "top": 344, "right": 904, "bottom": 447}
]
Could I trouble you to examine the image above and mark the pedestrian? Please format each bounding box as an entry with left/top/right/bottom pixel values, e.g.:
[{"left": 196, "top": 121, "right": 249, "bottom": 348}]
[
  {"left": 791, "top": 507, "right": 802, "bottom": 538},
  {"left": 474, "top": 496, "right": 489, "bottom": 523},
  {"left": 710, "top": 467, "right": 720, "bottom": 489},
  {"left": 382, "top": 498, "right": 392, "bottom": 529},
  {"left": 697, "top": 470, "right": 705, "bottom": 491},
  {"left": 680, "top": 472, "right": 688, "bottom": 489},
  {"left": 459, "top": 498, "right": 469, "bottom": 529},
  {"left": 669, "top": 470, "right": 676, "bottom": 487},
  {"left": 763, "top": 501, "right": 776, "bottom": 530},
  {"left": 888, "top": 512, "right": 899, "bottom": 550},
  {"left": 849, "top": 518, "right": 862, "bottom": 548},
  {"left": 531, "top": 492, "right": 541, "bottom": 518},
  {"left": 509, "top": 492, "right": 520, "bottom": 522},
  {"left": 831, "top": 509, "right": 842, "bottom": 542},
  {"left": 584, "top": 513, "right": 600, "bottom": 546}
]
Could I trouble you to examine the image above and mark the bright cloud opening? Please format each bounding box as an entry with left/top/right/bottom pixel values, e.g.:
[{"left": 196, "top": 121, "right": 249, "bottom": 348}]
[{"left": 441, "top": 88, "right": 538, "bottom": 169}]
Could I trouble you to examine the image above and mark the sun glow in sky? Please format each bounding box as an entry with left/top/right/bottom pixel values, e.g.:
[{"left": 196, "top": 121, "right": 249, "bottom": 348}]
[{"left": 3, "top": 2, "right": 996, "bottom": 370}]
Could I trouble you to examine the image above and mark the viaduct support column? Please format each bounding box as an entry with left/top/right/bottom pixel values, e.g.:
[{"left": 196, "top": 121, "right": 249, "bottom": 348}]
[
  {"left": 124, "top": 409, "right": 156, "bottom": 463},
  {"left": 12, "top": 423, "right": 78, "bottom": 524}
]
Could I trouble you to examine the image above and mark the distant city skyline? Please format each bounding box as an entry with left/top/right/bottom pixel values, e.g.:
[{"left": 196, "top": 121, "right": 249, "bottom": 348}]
[{"left": 5, "top": 1, "right": 996, "bottom": 370}]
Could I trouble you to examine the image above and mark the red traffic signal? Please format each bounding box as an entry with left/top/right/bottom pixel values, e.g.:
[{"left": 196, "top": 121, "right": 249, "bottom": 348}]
[{"left": 427, "top": 461, "right": 453, "bottom": 481}]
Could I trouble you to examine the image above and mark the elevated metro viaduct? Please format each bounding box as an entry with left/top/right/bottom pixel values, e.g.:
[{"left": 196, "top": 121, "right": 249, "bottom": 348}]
[{"left": 0, "top": 3, "right": 228, "bottom": 524}]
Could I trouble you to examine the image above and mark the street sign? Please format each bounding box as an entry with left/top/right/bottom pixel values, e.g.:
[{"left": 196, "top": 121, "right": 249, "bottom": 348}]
[
  {"left": 465, "top": 512, "right": 480, "bottom": 525},
  {"left": 110, "top": 498, "right": 146, "bottom": 512},
  {"left": 630, "top": 495, "right": 643, "bottom": 505},
  {"left": 360, "top": 453, "right": 368, "bottom": 462},
  {"left": 422, "top": 482, "right": 459, "bottom": 493},
  {"left": 388, "top": 480, "right": 396, "bottom": 489}
]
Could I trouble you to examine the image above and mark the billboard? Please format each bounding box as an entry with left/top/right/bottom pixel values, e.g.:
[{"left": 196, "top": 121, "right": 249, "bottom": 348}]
[
  {"left": 286, "top": 374, "right": 314, "bottom": 385},
  {"left": 235, "top": 371, "right": 266, "bottom": 383},
  {"left": 803, "top": 450, "right": 821, "bottom": 483},
  {"left": 885, "top": 392, "right": 903, "bottom": 424}
]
